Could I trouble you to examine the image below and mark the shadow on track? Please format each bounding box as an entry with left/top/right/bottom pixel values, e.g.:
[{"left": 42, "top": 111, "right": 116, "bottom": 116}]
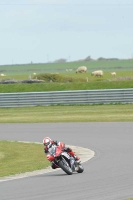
[{"left": 42, "top": 172, "right": 78, "bottom": 177}]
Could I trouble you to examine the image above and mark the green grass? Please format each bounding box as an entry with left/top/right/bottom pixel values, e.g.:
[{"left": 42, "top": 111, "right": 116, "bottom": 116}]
[
  {"left": 0, "top": 59, "right": 133, "bottom": 93},
  {"left": 0, "top": 80, "right": 133, "bottom": 93},
  {"left": 0, "top": 67, "right": 133, "bottom": 93},
  {"left": 0, "top": 59, "right": 133, "bottom": 79},
  {"left": 127, "top": 199, "right": 133, "bottom": 200},
  {"left": 0, "top": 59, "right": 133, "bottom": 75},
  {"left": 0, "top": 104, "right": 133, "bottom": 123},
  {"left": 0, "top": 141, "right": 50, "bottom": 177}
]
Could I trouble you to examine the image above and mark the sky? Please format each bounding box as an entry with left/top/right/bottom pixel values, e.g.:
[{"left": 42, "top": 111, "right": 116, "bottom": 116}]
[{"left": 0, "top": 0, "right": 133, "bottom": 65}]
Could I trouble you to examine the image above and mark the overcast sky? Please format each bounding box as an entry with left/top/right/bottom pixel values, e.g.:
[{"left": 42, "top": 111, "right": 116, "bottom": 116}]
[{"left": 0, "top": 0, "right": 133, "bottom": 65}]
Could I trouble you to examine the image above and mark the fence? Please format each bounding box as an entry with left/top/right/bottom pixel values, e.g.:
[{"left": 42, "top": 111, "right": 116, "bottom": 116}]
[{"left": 0, "top": 88, "right": 133, "bottom": 107}]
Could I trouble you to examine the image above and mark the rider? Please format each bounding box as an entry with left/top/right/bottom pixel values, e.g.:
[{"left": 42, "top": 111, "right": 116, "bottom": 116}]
[{"left": 43, "top": 137, "right": 80, "bottom": 169}]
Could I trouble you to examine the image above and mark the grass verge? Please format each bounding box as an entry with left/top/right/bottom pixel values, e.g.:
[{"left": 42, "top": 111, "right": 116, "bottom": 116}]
[
  {"left": 0, "top": 141, "right": 49, "bottom": 177},
  {"left": 0, "top": 80, "right": 133, "bottom": 93},
  {"left": 127, "top": 199, "right": 133, "bottom": 200},
  {"left": 0, "top": 104, "right": 133, "bottom": 123}
]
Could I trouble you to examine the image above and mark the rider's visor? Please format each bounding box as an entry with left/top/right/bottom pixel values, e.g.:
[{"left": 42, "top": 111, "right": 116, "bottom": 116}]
[{"left": 44, "top": 141, "right": 50, "bottom": 146}]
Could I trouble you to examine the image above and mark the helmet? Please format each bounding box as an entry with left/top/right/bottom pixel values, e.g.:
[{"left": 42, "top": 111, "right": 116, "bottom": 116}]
[{"left": 43, "top": 137, "right": 52, "bottom": 148}]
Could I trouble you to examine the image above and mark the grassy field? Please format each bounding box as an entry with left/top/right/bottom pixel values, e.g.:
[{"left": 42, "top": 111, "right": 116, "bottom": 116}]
[
  {"left": 0, "top": 59, "right": 133, "bottom": 77},
  {"left": 0, "top": 71, "right": 133, "bottom": 93},
  {"left": 0, "top": 104, "right": 133, "bottom": 123},
  {"left": 0, "top": 59, "right": 133, "bottom": 92},
  {"left": 0, "top": 141, "right": 49, "bottom": 177},
  {"left": 0, "top": 59, "right": 133, "bottom": 75},
  {"left": 0, "top": 79, "right": 133, "bottom": 93}
]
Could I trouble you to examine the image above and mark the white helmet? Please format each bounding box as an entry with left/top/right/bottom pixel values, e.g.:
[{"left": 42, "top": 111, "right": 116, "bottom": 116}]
[{"left": 43, "top": 137, "right": 52, "bottom": 148}]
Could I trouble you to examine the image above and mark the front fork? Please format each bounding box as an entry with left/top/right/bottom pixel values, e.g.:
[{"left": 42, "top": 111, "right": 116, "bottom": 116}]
[
  {"left": 55, "top": 156, "right": 76, "bottom": 171},
  {"left": 70, "top": 157, "right": 76, "bottom": 172},
  {"left": 52, "top": 159, "right": 59, "bottom": 168}
]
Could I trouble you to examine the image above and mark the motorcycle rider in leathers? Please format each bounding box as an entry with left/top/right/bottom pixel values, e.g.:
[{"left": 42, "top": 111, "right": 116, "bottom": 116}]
[{"left": 43, "top": 137, "right": 80, "bottom": 169}]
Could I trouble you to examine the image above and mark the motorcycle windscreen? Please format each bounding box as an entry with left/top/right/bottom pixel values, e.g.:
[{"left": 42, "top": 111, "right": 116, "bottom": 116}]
[{"left": 59, "top": 142, "right": 65, "bottom": 149}]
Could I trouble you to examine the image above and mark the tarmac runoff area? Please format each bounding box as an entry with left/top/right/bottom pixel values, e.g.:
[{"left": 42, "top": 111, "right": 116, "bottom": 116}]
[{"left": 0, "top": 142, "right": 95, "bottom": 182}]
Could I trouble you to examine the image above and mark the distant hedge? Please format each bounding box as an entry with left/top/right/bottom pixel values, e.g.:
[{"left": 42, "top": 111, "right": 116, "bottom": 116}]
[{"left": 36, "top": 73, "right": 86, "bottom": 83}]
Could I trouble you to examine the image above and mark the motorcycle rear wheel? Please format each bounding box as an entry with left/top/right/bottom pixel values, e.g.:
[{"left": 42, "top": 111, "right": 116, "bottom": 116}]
[{"left": 58, "top": 160, "right": 73, "bottom": 175}]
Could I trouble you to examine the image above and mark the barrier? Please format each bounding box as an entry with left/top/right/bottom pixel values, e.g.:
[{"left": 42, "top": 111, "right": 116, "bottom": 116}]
[{"left": 0, "top": 88, "right": 133, "bottom": 107}]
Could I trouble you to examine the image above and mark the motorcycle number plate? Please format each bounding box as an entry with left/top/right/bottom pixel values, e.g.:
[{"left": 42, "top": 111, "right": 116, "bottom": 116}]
[{"left": 62, "top": 152, "right": 70, "bottom": 159}]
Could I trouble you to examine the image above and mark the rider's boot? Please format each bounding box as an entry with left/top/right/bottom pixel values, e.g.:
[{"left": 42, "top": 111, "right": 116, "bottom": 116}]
[{"left": 74, "top": 155, "right": 80, "bottom": 161}]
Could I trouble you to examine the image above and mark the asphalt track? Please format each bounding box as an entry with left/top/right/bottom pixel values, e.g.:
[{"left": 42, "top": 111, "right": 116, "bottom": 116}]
[{"left": 0, "top": 123, "right": 133, "bottom": 200}]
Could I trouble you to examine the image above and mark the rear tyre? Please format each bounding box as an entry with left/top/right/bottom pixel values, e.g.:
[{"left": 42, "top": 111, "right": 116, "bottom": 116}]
[{"left": 58, "top": 160, "right": 73, "bottom": 175}]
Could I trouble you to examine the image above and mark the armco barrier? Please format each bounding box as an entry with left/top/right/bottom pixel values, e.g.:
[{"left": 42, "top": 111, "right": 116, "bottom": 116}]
[{"left": 0, "top": 88, "right": 133, "bottom": 107}]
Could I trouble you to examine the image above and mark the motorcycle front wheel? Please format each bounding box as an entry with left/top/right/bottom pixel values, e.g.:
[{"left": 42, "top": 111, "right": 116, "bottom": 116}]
[
  {"left": 58, "top": 160, "right": 73, "bottom": 175},
  {"left": 76, "top": 163, "right": 84, "bottom": 173}
]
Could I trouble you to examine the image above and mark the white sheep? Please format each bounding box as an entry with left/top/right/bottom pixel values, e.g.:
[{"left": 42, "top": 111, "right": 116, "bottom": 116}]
[
  {"left": 1, "top": 73, "right": 5, "bottom": 76},
  {"left": 76, "top": 66, "right": 87, "bottom": 73},
  {"left": 110, "top": 72, "right": 116, "bottom": 76},
  {"left": 91, "top": 70, "right": 103, "bottom": 77},
  {"left": 33, "top": 73, "right": 36, "bottom": 75}
]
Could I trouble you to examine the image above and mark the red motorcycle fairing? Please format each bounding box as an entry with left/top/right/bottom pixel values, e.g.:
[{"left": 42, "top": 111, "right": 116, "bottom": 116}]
[
  {"left": 55, "top": 146, "right": 62, "bottom": 157},
  {"left": 47, "top": 145, "right": 63, "bottom": 161}
]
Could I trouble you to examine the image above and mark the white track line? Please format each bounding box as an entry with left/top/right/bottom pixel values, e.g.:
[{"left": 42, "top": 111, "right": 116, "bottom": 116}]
[{"left": 0, "top": 141, "right": 95, "bottom": 182}]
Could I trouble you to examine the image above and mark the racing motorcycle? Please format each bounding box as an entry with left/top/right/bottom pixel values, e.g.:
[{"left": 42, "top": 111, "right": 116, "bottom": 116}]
[{"left": 47, "top": 143, "right": 84, "bottom": 175}]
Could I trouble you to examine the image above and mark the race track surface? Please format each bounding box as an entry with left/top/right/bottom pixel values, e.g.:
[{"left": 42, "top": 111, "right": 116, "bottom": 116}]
[{"left": 0, "top": 123, "right": 133, "bottom": 200}]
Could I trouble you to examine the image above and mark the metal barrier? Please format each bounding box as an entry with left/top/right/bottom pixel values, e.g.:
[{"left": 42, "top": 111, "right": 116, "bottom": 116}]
[{"left": 0, "top": 88, "right": 133, "bottom": 107}]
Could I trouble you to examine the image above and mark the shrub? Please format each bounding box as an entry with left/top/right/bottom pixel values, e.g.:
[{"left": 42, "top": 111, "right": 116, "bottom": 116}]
[{"left": 35, "top": 73, "right": 85, "bottom": 83}]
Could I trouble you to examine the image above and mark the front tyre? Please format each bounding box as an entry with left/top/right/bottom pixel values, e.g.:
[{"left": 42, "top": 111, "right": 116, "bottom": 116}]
[
  {"left": 76, "top": 164, "right": 84, "bottom": 173},
  {"left": 58, "top": 160, "right": 73, "bottom": 175}
]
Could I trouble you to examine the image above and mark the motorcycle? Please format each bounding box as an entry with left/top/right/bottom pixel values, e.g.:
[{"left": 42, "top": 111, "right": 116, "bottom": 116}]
[{"left": 47, "top": 143, "right": 84, "bottom": 175}]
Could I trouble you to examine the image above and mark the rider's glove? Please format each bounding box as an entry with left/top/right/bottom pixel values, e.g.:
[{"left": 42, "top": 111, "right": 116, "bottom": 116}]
[
  {"left": 65, "top": 147, "right": 72, "bottom": 152},
  {"left": 44, "top": 148, "right": 48, "bottom": 154}
]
